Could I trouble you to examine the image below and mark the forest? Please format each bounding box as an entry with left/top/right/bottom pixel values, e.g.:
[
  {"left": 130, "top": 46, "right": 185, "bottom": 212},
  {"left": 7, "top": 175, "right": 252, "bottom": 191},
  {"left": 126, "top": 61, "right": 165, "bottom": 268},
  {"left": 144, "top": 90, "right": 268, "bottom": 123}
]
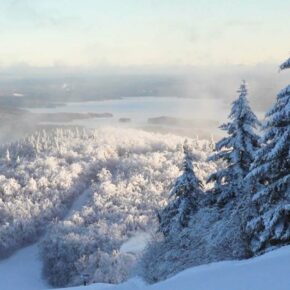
[{"left": 0, "top": 57, "right": 289, "bottom": 288}]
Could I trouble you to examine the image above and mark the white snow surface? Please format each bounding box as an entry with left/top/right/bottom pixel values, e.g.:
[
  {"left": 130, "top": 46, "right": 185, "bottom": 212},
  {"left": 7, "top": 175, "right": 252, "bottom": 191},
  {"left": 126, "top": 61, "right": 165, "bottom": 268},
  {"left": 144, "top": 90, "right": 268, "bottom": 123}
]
[
  {"left": 0, "top": 244, "right": 49, "bottom": 290},
  {"left": 120, "top": 232, "right": 151, "bottom": 254},
  {"left": 1, "top": 243, "right": 290, "bottom": 290},
  {"left": 60, "top": 245, "right": 290, "bottom": 290},
  {"left": 65, "top": 188, "right": 92, "bottom": 219}
]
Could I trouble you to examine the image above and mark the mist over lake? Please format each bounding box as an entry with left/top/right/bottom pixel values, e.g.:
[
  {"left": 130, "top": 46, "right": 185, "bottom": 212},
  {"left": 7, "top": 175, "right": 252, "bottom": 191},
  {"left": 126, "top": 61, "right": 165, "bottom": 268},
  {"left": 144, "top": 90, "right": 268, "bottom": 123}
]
[{"left": 26, "top": 97, "right": 229, "bottom": 135}]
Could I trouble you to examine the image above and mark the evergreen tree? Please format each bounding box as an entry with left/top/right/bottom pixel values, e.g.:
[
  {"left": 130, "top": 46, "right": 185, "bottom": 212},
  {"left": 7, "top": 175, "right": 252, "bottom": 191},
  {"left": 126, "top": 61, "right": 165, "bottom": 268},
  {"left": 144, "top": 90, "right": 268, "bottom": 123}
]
[
  {"left": 246, "top": 58, "right": 290, "bottom": 253},
  {"left": 158, "top": 140, "right": 204, "bottom": 236},
  {"left": 207, "top": 81, "right": 260, "bottom": 205}
]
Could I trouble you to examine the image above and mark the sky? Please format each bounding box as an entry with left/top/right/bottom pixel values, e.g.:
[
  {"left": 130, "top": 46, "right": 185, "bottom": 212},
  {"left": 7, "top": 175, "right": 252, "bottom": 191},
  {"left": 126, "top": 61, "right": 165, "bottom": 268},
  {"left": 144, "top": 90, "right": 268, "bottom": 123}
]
[{"left": 0, "top": 0, "right": 290, "bottom": 67}]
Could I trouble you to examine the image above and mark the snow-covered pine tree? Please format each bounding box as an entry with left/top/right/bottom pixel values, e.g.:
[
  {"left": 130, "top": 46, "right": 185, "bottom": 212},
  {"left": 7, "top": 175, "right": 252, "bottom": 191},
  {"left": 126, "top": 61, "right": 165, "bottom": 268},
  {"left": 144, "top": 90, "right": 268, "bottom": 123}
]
[
  {"left": 158, "top": 140, "right": 204, "bottom": 236},
  {"left": 246, "top": 58, "right": 290, "bottom": 253},
  {"left": 207, "top": 81, "right": 260, "bottom": 206}
]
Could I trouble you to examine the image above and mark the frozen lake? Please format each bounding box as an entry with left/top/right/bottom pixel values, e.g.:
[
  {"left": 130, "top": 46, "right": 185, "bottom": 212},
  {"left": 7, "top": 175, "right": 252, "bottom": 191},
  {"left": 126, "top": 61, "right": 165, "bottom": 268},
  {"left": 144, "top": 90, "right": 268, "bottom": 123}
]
[
  {"left": 28, "top": 97, "right": 229, "bottom": 128},
  {"left": 28, "top": 96, "right": 265, "bottom": 139}
]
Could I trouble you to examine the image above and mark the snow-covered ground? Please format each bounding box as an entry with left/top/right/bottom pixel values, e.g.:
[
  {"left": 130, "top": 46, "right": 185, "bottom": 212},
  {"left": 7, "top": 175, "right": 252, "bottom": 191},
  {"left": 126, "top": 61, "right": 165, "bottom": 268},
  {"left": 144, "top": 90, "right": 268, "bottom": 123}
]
[
  {"left": 59, "top": 245, "right": 290, "bottom": 290},
  {"left": 0, "top": 187, "right": 93, "bottom": 290},
  {"left": 1, "top": 243, "right": 290, "bottom": 290},
  {"left": 0, "top": 244, "right": 49, "bottom": 290},
  {"left": 120, "top": 232, "right": 151, "bottom": 254},
  {"left": 65, "top": 188, "right": 92, "bottom": 219}
]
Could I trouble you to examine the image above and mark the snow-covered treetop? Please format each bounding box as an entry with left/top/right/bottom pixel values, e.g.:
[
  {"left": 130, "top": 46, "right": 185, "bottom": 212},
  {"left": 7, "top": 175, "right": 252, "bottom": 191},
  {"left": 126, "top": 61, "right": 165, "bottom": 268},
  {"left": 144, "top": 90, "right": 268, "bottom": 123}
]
[
  {"left": 280, "top": 57, "right": 290, "bottom": 71},
  {"left": 265, "top": 57, "right": 290, "bottom": 123},
  {"left": 170, "top": 140, "right": 203, "bottom": 198},
  {"left": 207, "top": 81, "right": 261, "bottom": 204},
  {"left": 237, "top": 80, "right": 247, "bottom": 94},
  {"left": 209, "top": 81, "right": 260, "bottom": 171},
  {"left": 228, "top": 80, "right": 260, "bottom": 131}
]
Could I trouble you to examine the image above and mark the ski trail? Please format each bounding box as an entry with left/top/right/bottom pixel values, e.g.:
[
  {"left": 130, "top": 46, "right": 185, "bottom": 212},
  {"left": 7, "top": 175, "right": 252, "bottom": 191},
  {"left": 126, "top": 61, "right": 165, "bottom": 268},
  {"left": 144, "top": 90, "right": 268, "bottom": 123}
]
[
  {"left": 0, "top": 244, "right": 49, "bottom": 290},
  {"left": 120, "top": 232, "right": 151, "bottom": 254},
  {"left": 0, "top": 188, "right": 92, "bottom": 290},
  {"left": 66, "top": 188, "right": 92, "bottom": 219}
]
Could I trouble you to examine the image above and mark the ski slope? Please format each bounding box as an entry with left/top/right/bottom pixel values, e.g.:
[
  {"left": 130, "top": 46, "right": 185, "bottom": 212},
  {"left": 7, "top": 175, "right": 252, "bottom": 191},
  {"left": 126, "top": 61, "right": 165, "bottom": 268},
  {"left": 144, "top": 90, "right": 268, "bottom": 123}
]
[
  {"left": 0, "top": 188, "right": 92, "bottom": 290},
  {"left": 0, "top": 244, "right": 48, "bottom": 290},
  {"left": 1, "top": 244, "right": 290, "bottom": 290},
  {"left": 60, "top": 245, "right": 290, "bottom": 290}
]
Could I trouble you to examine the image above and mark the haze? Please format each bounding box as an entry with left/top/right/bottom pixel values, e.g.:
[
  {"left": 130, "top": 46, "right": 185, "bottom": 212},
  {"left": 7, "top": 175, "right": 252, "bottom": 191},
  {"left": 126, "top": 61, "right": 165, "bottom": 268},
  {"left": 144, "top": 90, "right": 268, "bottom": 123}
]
[{"left": 0, "top": 0, "right": 289, "bottom": 142}]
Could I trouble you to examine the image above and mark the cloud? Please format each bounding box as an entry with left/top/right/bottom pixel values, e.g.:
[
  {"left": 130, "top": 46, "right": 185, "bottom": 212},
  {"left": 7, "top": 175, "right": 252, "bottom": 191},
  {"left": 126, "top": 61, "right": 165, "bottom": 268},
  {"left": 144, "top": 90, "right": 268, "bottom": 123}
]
[{"left": 3, "top": 0, "right": 81, "bottom": 29}]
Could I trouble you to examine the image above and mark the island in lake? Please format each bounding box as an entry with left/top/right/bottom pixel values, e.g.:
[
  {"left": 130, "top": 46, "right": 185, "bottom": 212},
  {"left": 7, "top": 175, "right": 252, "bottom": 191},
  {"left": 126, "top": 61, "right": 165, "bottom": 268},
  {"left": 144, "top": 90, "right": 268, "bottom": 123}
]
[
  {"left": 37, "top": 112, "right": 113, "bottom": 122},
  {"left": 148, "top": 116, "right": 218, "bottom": 128},
  {"left": 0, "top": 107, "right": 113, "bottom": 142},
  {"left": 119, "top": 118, "right": 131, "bottom": 123}
]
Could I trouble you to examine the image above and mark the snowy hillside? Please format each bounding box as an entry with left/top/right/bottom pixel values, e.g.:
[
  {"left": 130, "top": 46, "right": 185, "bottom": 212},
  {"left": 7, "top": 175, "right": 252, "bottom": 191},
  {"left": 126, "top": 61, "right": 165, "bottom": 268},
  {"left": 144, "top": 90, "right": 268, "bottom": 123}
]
[
  {"left": 58, "top": 245, "right": 290, "bottom": 290},
  {"left": 0, "top": 244, "right": 48, "bottom": 290},
  {"left": 0, "top": 127, "right": 216, "bottom": 287},
  {"left": 2, "top": 242, "right": 290, "bottom": 290}
]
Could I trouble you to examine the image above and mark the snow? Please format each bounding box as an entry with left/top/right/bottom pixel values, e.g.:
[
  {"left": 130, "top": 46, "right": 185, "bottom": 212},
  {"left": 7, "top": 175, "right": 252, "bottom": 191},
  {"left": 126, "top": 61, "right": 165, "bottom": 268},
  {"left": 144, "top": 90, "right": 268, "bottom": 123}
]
[
  {"left": 0, "top": 244, "right": 49, "bottom": 290},
  {"left": 60, "top": 245, "right": 290, "bottom": 290},
  {"left": 120, "top": 232, "right": 151, "bottom": 254},
  {"left": 66, "top": 188, "right": 91, "bottom": 219},
  {"left": 1, "top": 216, "right": 290, "bottom": 290},
  {"left": 0, "top": 126, "right": 289, "bottom": 290}
]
